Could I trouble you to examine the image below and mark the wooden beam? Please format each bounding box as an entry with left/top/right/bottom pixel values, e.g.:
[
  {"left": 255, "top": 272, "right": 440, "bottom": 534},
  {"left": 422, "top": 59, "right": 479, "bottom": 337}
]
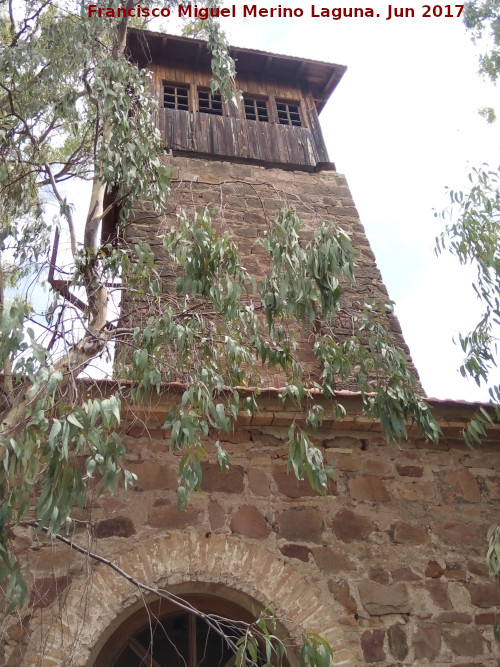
[
  {"left": 321, "top": 68, "right": 339, "bottom": 96},
  {"left": 129, "top": 637, "right": 163, "bottom": 667},
  {"left": 296, "top": 61, "right": 307, "bottom": 77},
  {"left": 194, "top": 42, "right": 203, "bottom": 65},
  {"left": 188, "top": 614, "right": 197, "bottom": 667}
]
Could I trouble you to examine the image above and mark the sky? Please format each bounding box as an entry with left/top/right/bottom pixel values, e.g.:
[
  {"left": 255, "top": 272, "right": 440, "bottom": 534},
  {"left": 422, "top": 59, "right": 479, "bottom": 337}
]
[{"left": 202, "top": 1, "right": 500, "bottom": 402}]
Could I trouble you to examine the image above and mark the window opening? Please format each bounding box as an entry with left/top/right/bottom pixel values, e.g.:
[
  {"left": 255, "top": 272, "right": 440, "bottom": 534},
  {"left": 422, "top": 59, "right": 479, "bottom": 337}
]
[
  {"left": 276, "top": 101, "right": 302, "bottom": 126},
  {"left": 94, "top": 592, "right": 290, "bottom": 667},
  {"left": 243, "top": 96, "right": 269, "bottom": 122},
  {"left": 198, "top": 89, "right": 223, "bottom": 115},
  {"left": 163, "top": 85, "right": 189, "bottom": 111},
  {"left": 113, "top": 611, "right": 266, "bottom": 666}
]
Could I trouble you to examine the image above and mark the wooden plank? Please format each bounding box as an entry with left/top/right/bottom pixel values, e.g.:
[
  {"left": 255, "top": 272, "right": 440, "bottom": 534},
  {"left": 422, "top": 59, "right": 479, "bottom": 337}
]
[
  {"left": 273, "top": 123, "right": 290, "bottom": 164},
  {"left": 181, "top": 110, "right": 190, "bottom": 150},
  {"left": 227, "top": 116, "right": 240, "bottom": 157},
  {"left": 260, "top": 121, "right": 273, "bottom": 162},
  {"left": 163, "top": 108, "right": 172, "bottom": 148},
  {"left": 239, "top": 117, "right": 249, "bottom": 158},
  {"left": 254, "top": 119, "right": 265, "bottom": 161},
  {"left": 193, "top": 111, "right": 203, "bottom": 152},
  {"left": 245, "top": 118, "right": 256, "bottom": 161},
  {"left": 158, "top": 107, "right": 166, "bottom": 145},
  {"left": 211, "top": 115, "right": 222, "bottom": 156},
  {"left": 220, "top": 115, "right": 235, "bottom": 157},
  {"left": 299, "top": 126, "right": 314, "bottom": 164},
  {"left": 302, "top": 91, "right": 328, "bottom": 162},
  {"left": 129, "top": 638, "right": 163, "bottom": 667},
  {"left": 285, "top": 125, "right": 302, "bottom": 165}
]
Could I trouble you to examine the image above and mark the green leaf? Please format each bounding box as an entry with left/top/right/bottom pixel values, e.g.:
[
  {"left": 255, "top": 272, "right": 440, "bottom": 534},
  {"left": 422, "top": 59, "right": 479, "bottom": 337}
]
[{"left": 67, "top": 413, "right": 84, "bottom": 429}]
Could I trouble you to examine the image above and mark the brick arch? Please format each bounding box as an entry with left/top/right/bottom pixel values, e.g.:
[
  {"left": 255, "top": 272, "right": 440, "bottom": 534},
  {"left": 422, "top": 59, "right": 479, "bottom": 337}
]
[{"left": 23, "top": 532, "right": 355, "bottom": 666}]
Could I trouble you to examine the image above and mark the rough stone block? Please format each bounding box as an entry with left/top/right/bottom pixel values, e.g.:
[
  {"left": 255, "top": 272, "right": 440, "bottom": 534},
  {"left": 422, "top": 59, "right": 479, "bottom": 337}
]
[
  {"left": 425, "top": 560, "right": 444, "bottom": 578},
  {"left": 208, "top": 501, "right": 226, "bottom": 530},
  {"left": 484, "top": 477, "right": 500, "bottom": 500},
  {"left": 327, "top": 579, "right": 357, "bottom": 614},
  {"left": 276, "top": 507, "right": 323, "bottom": 543},
  {"left": 280, "top": 544, "right": 311, "bottom": 562},
  {"left": 248, "top": 468, "right": 271, "bottom": 496},
  {"left": 201, "top": 462, "right": 244, "bottom": 493},
  {"left": 358, "top": 580, "right": 410, "bottom": 615},
  {"left": 443, "top": 568, "right": 466, "bottom": 580},
  {"left": 388, "top": 624, "right": 408, "bottom": 661},
  {"left": 390, "top": 480, "right": 435, "bottom": 501},
  {"left": 147, "top": 506, "right": 200, "bottom": 529},
  {"left": 466, "top": 582, "right": 500, "bottom": 608},
  {"left": 360, "top": 629, "right": 385, "bottom": 663},
  {"left": 455, "top": 469, "right": 482, "bottom": 502},
  {"left": 396, "top": 464, "right": 424, "bottom": 477},
  {"left": 126, "top": 462, "right": 177, "bottom": 491},
  {"left": 230, "top": 505, "right": 270, "bottom": 539},
  {"left": 467, "top": 560, "right": 490, "bottom": 578},
  {"left": 475, "top": 612, "right": 495, "bottom": 624},
  {"left": 442, "top": 470, "right": 482, "bottom": 503},
  {"left": 334, "top": 453, "right": 361, "bottom": 472},
  {"left": 393, "top": 521, "right": 428, "bottom": 545},
  {"left": 312, "top": 547, "right": 354, "bottom": 573},
  {"left": 28, "top": 576, "right": 71, "bottom": 609},
  {"left": 431, "top": 521, "right": 478, "bottom": 546},
  {"left": 368, "top": 566, "right": 390, "bottom": 584},
  {"left": 273, "top": 466, "right": 336, "bottom": 498},
  {"left": 443, "top": 626, "right": 484, "bottom": 656},
  {"left": 331, "top": 508, "right": 376, "bottom": 543},
  {"left": 413, "top": 624, "right": 441, "bottom": 661},
  {"left": 95, "top": 516, "right": 136, "bottom": 539},
  {"left": 425, "top": 580, "right": 453, "bottom": 610},
  {"left": 349, "top": 475, "right": 390, "bottom": 502},
  {"left": 363, "top": 458, "right": 391, "bottom": 474},
  {"left": 29, "top": 576, "right": 70, "bottom": 610}
]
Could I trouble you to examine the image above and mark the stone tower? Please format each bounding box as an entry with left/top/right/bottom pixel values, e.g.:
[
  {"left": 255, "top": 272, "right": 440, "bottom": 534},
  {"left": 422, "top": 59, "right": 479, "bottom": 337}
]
[{"left": 121, "top": 28, "right": 415, "bottom": 388}]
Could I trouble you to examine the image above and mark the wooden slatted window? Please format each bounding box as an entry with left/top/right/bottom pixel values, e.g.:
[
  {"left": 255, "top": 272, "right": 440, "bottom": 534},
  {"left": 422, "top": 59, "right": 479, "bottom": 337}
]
[
  {"left": 276, "top": 101, "right": 302, "bottom": 126},
  {"left": 243, "top": 96, "right": 269, "bottom": 122},
  {"left": 163, "top": 84, "right": 189, "bottom": 110},
  {"left": 198, "top": 89, "right": 223, "bottom": 115}
]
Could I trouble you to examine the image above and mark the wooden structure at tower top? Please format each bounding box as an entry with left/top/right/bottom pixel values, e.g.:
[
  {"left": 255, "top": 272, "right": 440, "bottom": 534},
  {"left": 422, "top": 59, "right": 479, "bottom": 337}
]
[{"left": 128, "top": 29, "right": 346, "bottom": 171}]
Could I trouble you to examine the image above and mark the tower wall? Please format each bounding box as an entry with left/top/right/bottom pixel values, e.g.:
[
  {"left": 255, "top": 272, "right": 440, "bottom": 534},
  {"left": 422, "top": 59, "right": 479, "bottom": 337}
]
[
  {"left": 10, "top": 389, "right": 500, "bottom": 666},
  {"left": 126, "top": 155, "right": 415, "bottom": 389}
]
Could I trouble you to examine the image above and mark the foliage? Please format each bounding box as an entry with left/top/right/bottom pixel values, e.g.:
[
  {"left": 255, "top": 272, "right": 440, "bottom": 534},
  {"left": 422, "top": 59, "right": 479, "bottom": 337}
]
[
  {"left": 464, "top": 0, "right": 500, "bottom": 82},
  {"left": 487, "top": 523, "right": 500, "bottom": 642},
  {"left": 436, "top": 165, "right": 500, "bottom": 447},
  {"left": 439, "top": 4, "right": 500, "bottom": 613},
  {"left": 0, "top": 0, "right": 438, "bottom": 663}
]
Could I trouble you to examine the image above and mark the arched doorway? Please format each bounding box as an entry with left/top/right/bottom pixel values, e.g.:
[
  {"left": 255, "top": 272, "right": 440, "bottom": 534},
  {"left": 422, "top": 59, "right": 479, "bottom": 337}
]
[
  {"left": 94, "top": 592, "right": 283, "bottom": 667},
  {"left": 23, "top": 533, "right": 355, "bottom": 666}
]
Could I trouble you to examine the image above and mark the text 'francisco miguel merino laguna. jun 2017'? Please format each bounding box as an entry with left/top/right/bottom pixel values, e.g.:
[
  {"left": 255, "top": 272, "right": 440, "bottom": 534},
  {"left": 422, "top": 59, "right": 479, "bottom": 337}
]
[{"left": 87, "top": 4, "right": 466, "bottom": 21}]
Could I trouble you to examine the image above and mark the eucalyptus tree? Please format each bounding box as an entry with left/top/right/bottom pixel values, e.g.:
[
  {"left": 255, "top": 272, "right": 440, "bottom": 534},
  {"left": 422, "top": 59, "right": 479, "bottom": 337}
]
[
  {"left": 435, "top": 0, "right": 500, "bottom": 602},
  {"left": 0, "top": 0, "right": 438, "bottom": 663}
]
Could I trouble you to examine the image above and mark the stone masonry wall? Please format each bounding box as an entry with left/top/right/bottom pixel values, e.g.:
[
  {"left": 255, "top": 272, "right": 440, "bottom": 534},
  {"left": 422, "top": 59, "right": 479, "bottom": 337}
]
[
  {"left": 6, "top": 392, "right": 500, "bottom": 666},
  {"left": 124, "top": 155, "right": 418, "bottom": 389}
]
